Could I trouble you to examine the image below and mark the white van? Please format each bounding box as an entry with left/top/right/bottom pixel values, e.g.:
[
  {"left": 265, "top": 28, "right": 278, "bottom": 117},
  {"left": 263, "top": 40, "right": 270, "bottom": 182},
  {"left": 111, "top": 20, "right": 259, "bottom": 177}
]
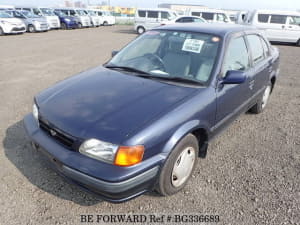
[
  {"left": 134, "top": 8, "right": 178, "bottom": 34},
  {"left": 188, "top": 8, "right": 232, "bottom": 24},
  {"left": 244, "top": 10, "right": 300, "bottom": 45},
  {"left": 94, "top": 10, "right": 115, "bottom": 26},
  {"left": 15, "top": 7, "right": 60, "bottom": 29}
]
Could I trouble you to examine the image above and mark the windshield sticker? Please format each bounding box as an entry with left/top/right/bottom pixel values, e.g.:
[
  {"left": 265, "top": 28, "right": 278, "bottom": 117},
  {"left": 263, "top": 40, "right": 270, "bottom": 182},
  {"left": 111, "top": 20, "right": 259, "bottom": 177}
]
[{"left": 182, "top": 39, "right": 204, "bottom": 53}]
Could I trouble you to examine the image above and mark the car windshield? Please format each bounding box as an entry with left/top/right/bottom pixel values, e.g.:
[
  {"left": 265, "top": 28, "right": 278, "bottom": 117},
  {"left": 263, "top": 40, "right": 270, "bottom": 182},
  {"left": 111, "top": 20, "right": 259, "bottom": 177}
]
[
  {"left": 0, "top": 11, "right": 13, "bottom": 18},
  {"left": 107, "top": 30, "right": 220, "bottom": 83},
  {"left": 291, "top": 16, "right": 300, "bottom": 25},
  {"left": 40, "top": 8, "right": 55, "bottom": 16},
  {"left": 76, "top": 10, "right": 87, "bottom": 16},
  {"left": 21, "top": 10, "right": 40, "bottom": 18}
]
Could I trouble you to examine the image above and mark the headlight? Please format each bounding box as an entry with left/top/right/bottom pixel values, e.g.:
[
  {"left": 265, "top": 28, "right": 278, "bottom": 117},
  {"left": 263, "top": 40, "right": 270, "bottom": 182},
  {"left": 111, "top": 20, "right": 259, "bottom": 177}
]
[
  {"left": 65, "top": 18, "right": 71, "bottom": 22},
  {"left": 0, "top": 20, "right": 11, "bottom": 25},
  {"left": 79, "top": 139, "right": 118, "bottom": 163},
  {"left": 79, "top": 139, "right": 144, "bottom": 166},
  {"left": 33, "top": 103, "right": 39, "bottom": 122}
]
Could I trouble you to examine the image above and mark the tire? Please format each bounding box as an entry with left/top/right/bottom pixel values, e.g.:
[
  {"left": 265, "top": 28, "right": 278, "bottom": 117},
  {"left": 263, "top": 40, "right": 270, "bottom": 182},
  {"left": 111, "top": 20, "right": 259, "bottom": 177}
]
[
  {"left": 137, "top": 26, "right": 145, "bottom": 34},
  {"left": 297, "top": 39, "right": 300, "bottom": 46},
  {"left": 0, "top": 27, "right": 4, "bottom": 36},
  {"left": 156, "top": 134, "right": 199, "bottom": 196},
  {"left": 28, "top": 25, "right": 35, "bottom": 33},
  {"left": 78, "top": 23, "right": 82, "bottom": 29},
  {"left": 103, "top": 21, "right": 108, "bottom": 26},
  {"left": 61, "top": 22, "right": 67, "bottom": 30},
  {"left": 249, "top": 83, "right": 272, "bottom": 114}
]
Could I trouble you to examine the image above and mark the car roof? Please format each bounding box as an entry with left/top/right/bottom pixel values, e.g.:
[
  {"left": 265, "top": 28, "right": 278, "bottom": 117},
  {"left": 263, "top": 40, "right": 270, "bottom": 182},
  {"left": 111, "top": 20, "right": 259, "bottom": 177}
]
[
  {"left": 252, "top": 9, "right": 300, "bottom": 16},
  {"left": 154, "top": 23, "right": 256, "bottom": 37}
]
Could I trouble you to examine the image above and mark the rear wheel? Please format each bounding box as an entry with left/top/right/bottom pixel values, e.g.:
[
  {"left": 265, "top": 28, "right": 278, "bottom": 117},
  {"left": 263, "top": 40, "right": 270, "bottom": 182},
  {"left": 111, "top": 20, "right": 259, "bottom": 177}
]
[
  {"left": 297, "top": 39, "right": 300, "bottom": 46},
  {"left": 28, "top": 25, "right": 35, "bottom": 33},
  {"left": 78, "top": 23, "right": 82, "bottom": 29},
  {"left": 156, "top": 134, "right": 199, "bottom": 196},
  {"left": 0, "top": 27, "right": 4, "bottom": 36},
  {"left": 103, "top": 21, "right": 108, "bottom": 26},
  {"left": 137, "top": 26, "right": 145, "bottom": 34},
  {"left": 249, "top": 83, "right": 272, "bottom": 114}
]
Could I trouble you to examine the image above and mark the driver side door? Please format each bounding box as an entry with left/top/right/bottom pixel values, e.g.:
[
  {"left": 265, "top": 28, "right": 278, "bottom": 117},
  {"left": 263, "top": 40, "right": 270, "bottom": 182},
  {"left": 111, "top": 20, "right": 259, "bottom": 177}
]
[{"left": 213, "top": 34, "right": 253, "bottom": 133}]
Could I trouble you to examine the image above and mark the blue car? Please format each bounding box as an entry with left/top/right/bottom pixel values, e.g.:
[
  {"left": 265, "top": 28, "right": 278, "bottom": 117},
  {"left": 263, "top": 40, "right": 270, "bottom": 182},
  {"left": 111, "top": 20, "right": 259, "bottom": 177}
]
[
  {"left": 24, "top": 24, "right": 280, "bottom": 202},
  {"left": 53, "top": 10, "right": 78, "bottom": 29}
]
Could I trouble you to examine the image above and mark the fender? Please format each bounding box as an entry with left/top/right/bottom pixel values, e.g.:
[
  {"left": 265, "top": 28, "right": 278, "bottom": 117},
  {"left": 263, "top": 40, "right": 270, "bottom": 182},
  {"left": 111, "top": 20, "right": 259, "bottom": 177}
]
[{"left": 161, "top": 120, "right": 210, "bottom": 156}]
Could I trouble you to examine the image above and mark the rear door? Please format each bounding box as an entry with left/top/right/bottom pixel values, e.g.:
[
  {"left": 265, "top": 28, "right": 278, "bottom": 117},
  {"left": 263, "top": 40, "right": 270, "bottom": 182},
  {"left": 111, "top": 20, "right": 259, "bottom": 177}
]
[
  {"left": 266, "top": 14, "right": 288, "bottom": 42},
  {"left": 214, "top": 34, "right": 252, "bottom": 132},
  {"left": 245, "top": 34, "right": 271, "bottom": 106},
  {"left": 146, "top": 10, "right": 160, "bottom": 29}
]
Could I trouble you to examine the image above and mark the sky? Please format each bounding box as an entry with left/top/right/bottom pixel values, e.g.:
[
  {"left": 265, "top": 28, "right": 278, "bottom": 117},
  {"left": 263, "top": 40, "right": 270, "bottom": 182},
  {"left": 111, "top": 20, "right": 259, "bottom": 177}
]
[{"left": 0, "top": 0, "right": 299, "bottom": 11}]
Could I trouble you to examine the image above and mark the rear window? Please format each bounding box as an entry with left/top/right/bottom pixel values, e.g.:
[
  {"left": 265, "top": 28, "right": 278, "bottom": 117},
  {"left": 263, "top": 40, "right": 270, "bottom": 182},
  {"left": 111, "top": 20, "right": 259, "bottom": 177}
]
[
  {"left": 138, "top": 10, "right": 146, "bottom": 17},
  {"left": 258, "top": 14, "right": 269, "bottom": 23},
  {"left": 148, "top": 11, "right": 158, "bottom": 18},
  {"left": 247, "top": 35, "right": 265, "bottom": 65},
  {"left": 270, "top": 15, "right": 287, "bottom": 24},
  {"left": 202, "top": 12, "right": 214, "bottom": 20}
]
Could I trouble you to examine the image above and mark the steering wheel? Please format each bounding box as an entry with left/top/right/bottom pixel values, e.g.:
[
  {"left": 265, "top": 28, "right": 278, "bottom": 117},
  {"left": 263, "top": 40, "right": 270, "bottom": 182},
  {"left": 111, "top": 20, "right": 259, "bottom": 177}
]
[{"left": 144, "top": 53, "right": 166, "bottom": 71}]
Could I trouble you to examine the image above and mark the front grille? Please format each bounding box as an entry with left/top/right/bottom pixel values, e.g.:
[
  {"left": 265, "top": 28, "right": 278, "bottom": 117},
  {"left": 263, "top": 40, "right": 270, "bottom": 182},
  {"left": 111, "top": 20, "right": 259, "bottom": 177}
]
[
  {"left": 12, "top": 27, "right": 25, "bottom": 31},
  {"left": 39, "top": 118, "right": 75, "bottom": 149}
]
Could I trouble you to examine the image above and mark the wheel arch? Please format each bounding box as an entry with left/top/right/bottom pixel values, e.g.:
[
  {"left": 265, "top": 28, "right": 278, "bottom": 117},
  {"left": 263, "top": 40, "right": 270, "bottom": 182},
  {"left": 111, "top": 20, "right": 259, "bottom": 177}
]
[{"left": 161, "top": 120, "right": 210, "bottom": 159}]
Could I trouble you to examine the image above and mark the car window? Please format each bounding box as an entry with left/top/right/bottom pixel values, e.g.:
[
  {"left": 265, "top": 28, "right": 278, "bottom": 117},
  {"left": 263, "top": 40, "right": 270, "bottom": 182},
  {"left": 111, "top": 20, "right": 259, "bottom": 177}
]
[
  {"left": 182, "top": 17, "right": 193, "bottom": 23},
  {"left": 191, "top": 12, "right": 201, "bottom": 17},
  {"left": 247, "top": 35, "right": 265, "bottom": 65},
  {"left": 217, "top": 13, "right": 226, "bottom": 22},
  {"left": 270, "top": 15, "right": 287, "bottom": 24},
  {"left": 201, "top": 12, "right": 214, "bottom": 20},
  {"left": 147, "top": 11, "right": 158, "bottom": 18},
  {"left": 288, "top": 16, "right": 300, "bottom": 25},
  {"left": 193, "top": 17, "right": 204, "bottom": 22},
  {"left": 138, "top": 10, "right": 146, "bottom": 17},
  {"left": 223, "top": 36, "right": 249, "bottom": 75},
  {"left": 33, "top": 8, "right": 41, "bottom": 16},
  {"left": 70, "top": 10, "right": 76, "bottom": 16},
  {"left": 258, "top": 14, "right": 269, "bottom": 23},
  {"left": 260, "top": 37, "right": 270, "bottom": 57},
  {"left": 175, "top": 18, "right": 183, "bottom": 23},
  {"left": 161, "top": 11, "right": 170, "bottom": 19}
]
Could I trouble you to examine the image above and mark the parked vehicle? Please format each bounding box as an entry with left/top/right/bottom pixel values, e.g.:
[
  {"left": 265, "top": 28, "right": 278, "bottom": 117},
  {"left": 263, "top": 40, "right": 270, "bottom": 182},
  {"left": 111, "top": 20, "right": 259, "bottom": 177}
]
[
  {"left": 93, "top": 10, "right": 116, "bottom": 26},
  {"left": 0, "top": 10, "right": 26, "bottom": 35},
  {"left": 0, "top": 5, "right": 15, "bottom": 10},
  {"left": 53, "top": 10, "right": 79, "bottom": 29},
  {"left": 15, "top": 7, "right": 60, "bottom": 29},
  {"left": 84, "top": 9, "right": 100, "bottom": 27},
  {"left": 55, "top": 8, "right": 91, "bottom": 28},
  {"left": 134, "top": 8, "right": 178, "bottom": 34},
  {"left": 188, "top": 8, "right": 233, "bottom": 24},
  {"left": 170, "top": 16, "right": 206, "bottom": 24},
  {"left": 24, "top": 24, "right": 280, "bottom": 202},
  {"left": 7, "top": 10, "right": 49, "bottom": 32},
  {"left": 242, "top": 10, "right": 300, "bottom": 45}
]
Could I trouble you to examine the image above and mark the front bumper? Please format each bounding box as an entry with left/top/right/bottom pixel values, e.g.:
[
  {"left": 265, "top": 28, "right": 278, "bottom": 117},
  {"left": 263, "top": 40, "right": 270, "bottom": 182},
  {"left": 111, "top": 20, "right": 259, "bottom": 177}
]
[
  {"left": 66, "top": 21, "right": 79, "bottom": 29},
  {"left": 23, "top": 114, "right": 163, "bottom": 202},
  {"left": 2, "top": 24, "right": 26, "bottom": 34}
]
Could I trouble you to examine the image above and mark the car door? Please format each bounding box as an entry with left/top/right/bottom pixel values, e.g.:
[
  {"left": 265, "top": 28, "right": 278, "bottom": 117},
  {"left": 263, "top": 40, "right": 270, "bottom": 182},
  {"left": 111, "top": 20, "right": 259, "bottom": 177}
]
[
  {"left": 266, "top": 14, "right": 288, "bottom": 42},
  {"left": 214, "top": 34, "right": 252, "bottom": 132},
  {"left": 146, "top": 10, "right": 160, "bottom": 29},
  {"left": 285, "top": 16, "right": 300, "bottom": 43},
  {"left": 245, "top": 34, "right": 272, "bottom": 107}
]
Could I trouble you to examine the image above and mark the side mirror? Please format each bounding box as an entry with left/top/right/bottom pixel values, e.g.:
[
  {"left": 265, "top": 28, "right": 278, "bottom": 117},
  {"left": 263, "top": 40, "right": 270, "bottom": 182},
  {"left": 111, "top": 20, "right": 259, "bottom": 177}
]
[
  {"left": 221, "top": 70, "right": 246, "bottom": 84},
  {"left": 111, "top": 50, "right": 119, "bottom": 57}
]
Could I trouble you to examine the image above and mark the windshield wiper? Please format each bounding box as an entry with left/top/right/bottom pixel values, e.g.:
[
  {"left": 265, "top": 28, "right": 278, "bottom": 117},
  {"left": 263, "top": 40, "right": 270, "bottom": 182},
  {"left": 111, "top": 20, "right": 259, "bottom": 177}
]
[
  {"left": 104, "top": 65, "right": 151, "bottom": 75},
  {"left": 143, "top": 75, "right": 204, "bottom": 86}
]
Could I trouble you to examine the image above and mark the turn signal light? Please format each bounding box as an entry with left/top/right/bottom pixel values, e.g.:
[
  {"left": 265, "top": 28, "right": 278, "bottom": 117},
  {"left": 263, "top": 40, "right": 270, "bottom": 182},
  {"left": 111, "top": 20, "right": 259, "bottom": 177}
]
[{"left": 114, "top": 145, "right": 144, "bottom": 166}]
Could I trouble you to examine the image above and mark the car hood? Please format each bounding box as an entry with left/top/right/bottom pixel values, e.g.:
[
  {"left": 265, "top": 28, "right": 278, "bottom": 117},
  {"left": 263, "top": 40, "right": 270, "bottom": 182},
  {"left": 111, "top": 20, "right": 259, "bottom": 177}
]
[
  {"left": 36, "top": 66, "right": 197, "bottom": 144},
  {"left": 2, "top": 18, "right": 24, "bottom": 24},
  {"left": 28, "top": 17, "right": 47, "bottom": 23}
]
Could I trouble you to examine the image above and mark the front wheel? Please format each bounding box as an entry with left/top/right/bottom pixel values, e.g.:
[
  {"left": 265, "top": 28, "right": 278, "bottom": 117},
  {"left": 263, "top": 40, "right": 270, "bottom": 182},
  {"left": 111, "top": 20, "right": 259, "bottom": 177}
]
[
  {"left": 28, "top": 25, "right": 36, "bottom": 33},
  {"left": 156, "top": 134, "right": 199, "bottom": 196},
  {"left": 137, "top": 26, "right": 145, "bottom": 34},
  {"left": 249, "top": 83, "right": 272, "bottom": 114},
  {"left": 297, "top": 39, "right": 300, "bottom": 46},
  {"left": 61, "top": 22, "right": 67, "bottom": 30},
  {"left": 78, "top": 23, "right": 82, "bottom": 29},
  {"left": 0, "top": 27, "right": 4, "bottom": 36}
]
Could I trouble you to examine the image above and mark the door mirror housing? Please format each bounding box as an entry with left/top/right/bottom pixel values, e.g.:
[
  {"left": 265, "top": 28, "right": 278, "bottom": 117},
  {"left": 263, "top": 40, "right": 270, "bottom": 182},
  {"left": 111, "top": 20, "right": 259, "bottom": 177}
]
[
  {"left": 111, "top": 50, "right": 119, "bottom": 57},
  {"left": 222, "top": 70, "right": 246, "bottom": 84}
]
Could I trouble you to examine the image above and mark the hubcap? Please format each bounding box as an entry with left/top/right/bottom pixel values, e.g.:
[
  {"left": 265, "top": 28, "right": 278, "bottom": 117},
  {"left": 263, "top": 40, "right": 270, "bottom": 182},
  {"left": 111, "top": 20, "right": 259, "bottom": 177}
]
[
  {"left": 171, "top": 147, "right": 196, "bottom": 187},
  {"left": 262, "top": 85, "right": 271, "bottom": 109},
  {"left": 138, "top": 28, "right": 144, "bottom": 34}
]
